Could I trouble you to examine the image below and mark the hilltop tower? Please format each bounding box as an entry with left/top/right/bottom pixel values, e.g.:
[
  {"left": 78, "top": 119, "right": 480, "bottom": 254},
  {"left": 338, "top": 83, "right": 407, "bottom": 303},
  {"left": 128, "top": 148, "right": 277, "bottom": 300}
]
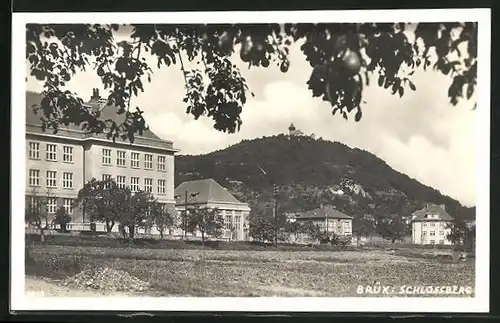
[{"left": 288, "top": 122, "right": 304, "bottom": 137}]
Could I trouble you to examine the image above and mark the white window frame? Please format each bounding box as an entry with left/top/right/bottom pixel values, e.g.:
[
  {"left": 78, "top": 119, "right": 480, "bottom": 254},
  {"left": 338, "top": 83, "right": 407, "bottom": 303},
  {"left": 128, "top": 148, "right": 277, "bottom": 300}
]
[
  {"left": 225, "top": 215, "right": 232, "bottom": 230},
  {"left": 429, "top": 240, "right": 435, "bottom": 245},
  {"left": 423, "top": 232, "right": 427, "bottom": 236},
  {"left": 47, "top": 197, "right": 57, "bottom": 214},
  {"left": 423, "top": 222, "right": 428, "bottom": 227},
  {"left": 117, "top": 150, "right": 126, "bottom": 167},
  {"left": 117, "top": 175, "right": 127, "bottom": 189},
  {"left": 28, "top": 169, "right": 40, "bottom": 187},
  {"left": 130, "top": 177, "right": 140, "bottom": 193},
  {"left": 144, "top": 154, "right": 153, "bottom": 170},
  {"left": 157, "top": 155, "right": 166, "bottom": 171},
  {"left": 29, "top": 142, "right": 40, "bottom": 159},
  {"left": 46, "top": 144, "right": 57, "bottom": 161},
  {"left": 62, "top": 172, "right": 73, "bottom": 189},
  {"left": 102, "top": 148, "right": 112, "bottom": 165},
  {"left": 131, "top": 152, "right": 140, "bottom": 169},
  {"left": 430, "top": 231, "right": 436, "bottom": 236},
  {"left": 430, "top": 222, "right": 436, "bottom": 227},
  {"left": 439, "top": 230, "right": 444, "bottom": 236},
  {"left": 439, "top": 239, "right": 445, "bottom": 245},
  {"left": 157, "top": 179, "right": 166, "bottom": 195},
  {"left": 234, "top": 215, "right": 241, "bottom": 230},
  {"left": 102, "top": 174, "right": 112, "bottom": 181},
  {"left": 343, "top": 221, "right": 350, "bottom": 230},
  {"left": 46, "top": 170, "right": 57, "bottom": 188},
  {"left": 63, "top": 198, "right": 74, "bottom": 215},
  {"left": 62, "top": 145, "right": 73, "bottom": 162},
  {"left": 440, "top": 222, "right": 445, "bottom": 227},
  {"left": 144, "top": 178, "right": 153, "bottom": 192}
]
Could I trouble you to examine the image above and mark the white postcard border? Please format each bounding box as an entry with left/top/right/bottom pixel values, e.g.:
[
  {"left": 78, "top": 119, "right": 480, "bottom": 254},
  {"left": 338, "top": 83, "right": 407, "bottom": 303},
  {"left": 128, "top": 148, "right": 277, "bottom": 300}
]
[{"left": 11, "top": 8, "right": 491, "bottom": 313}]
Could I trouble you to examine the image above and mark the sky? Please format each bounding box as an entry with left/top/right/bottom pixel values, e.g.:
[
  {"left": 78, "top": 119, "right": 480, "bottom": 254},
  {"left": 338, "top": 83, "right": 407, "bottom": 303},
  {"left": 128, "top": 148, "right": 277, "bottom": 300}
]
[{"left": 25, "top": 25, "right": 477, "bottom": 207}]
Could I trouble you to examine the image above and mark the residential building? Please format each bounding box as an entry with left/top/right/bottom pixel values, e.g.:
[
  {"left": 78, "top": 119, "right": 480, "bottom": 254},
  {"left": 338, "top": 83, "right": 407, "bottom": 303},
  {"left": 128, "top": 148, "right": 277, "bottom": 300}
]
[
  {"left": 411, "top": 204, "right": 454, "bottom": 245},
  {"left": 25, "top": 89, "right": 178, "bottom": 232},
  {"left": 295, "top": 205, "right": 353, "bottom": 239},
  {"left": 174, "top": 178, "right": 251, "bottom": 241}
]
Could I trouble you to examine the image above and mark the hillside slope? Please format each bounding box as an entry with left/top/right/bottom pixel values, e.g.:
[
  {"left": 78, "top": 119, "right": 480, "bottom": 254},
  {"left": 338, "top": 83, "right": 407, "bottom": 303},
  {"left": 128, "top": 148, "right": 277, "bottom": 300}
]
[{"left": 175, "top": 134, "right": 475, "bottom": 222}]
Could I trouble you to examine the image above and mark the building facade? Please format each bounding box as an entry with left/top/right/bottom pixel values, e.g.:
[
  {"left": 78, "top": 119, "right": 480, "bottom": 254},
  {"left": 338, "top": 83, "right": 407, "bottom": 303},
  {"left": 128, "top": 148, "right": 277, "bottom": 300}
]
[
  {"left": 25, "top": 90, "right": 178, "bottom": 232},
  {"left": 411, "top": 204, "right": 453, "bottom": 245},
  {"left": 174, "top": 178, "right": 251, "bottom": 241},
  {"left": 294, "top": 205, "right": 353, "bottom": 243}
]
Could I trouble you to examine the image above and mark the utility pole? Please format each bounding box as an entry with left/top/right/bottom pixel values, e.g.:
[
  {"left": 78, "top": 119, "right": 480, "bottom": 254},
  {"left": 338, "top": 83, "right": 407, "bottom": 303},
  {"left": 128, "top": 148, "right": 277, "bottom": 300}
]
[
  {"left": 184, "top": 190, "right": 188, "bottom": 240},
  {"left": 175, "top": 190, "right": 199, "bottom": 241},
  {"left": 273, "top": 182, "right": 279, "bottom": 248}
]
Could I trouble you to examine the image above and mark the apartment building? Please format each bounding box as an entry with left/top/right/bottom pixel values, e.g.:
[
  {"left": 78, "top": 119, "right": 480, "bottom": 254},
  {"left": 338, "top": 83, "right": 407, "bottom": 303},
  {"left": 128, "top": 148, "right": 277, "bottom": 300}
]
[
  {"left": 294, "top": 205, "right": 353, "bottom": 243},
  {"left": 25, "top": 89, "right": 178, "bottom": 231},
  {"left": 411, "top": 204, "right": 453, "bottom": 245}
]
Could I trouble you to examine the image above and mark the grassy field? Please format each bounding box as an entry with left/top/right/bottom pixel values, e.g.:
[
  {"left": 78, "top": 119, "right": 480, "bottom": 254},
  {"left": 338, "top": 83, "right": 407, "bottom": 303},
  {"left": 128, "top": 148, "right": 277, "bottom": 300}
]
[{"left": 26, "top": 242, "right": 475, "bottom": 297}]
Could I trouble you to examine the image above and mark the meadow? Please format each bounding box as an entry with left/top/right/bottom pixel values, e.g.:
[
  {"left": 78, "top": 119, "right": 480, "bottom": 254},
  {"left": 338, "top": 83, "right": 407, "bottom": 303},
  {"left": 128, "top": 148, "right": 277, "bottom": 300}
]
[{"left": 25, "top": 236, "right": 475, "bottom": 297}]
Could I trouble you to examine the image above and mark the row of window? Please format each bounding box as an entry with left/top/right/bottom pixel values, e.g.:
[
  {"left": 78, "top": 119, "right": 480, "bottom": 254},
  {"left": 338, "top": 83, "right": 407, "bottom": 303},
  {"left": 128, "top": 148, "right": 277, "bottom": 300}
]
[
  {"left": 224, "top": 215, "right": 242, "bottom": 230},
  {"left": 28, "top": 196, "right": 74, "bottom": 214},
  {"left": 429, "top": 239, "right": 445, "bottom": 245},
  {"left": 101, "top": 149, "right": 166, "bottom": 171},
  {"left": 29, "top": 169, "right": 74, "bottom": 188},
  {"left": 423, "top": 222, "right": 445, "bottom": 227},
  {"left": 102, "top": 174, "right": 166, "bottom": 195},
  {"left": 422, "top": 230, "right": 445, "bottom": 236},
  {"left": 28, "top": 142, "right": 168, "bottom": 172},
  {"left": 29, "top": 142, "right": 74, "bottom": 162}
]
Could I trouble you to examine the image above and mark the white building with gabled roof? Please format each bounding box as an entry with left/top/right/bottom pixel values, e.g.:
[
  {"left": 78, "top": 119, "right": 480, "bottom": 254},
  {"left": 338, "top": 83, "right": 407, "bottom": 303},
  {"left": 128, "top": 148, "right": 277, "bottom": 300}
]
[{"left": 174, "top": 178, "right": 251, "bottom": 241}]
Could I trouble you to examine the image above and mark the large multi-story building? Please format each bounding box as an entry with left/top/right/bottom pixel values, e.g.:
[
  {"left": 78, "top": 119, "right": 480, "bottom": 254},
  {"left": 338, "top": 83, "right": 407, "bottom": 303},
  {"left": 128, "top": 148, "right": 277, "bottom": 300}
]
[
  {"left": 25, "top": 89, "right": 178, "bottom": 231},
  {"left": 411, "top": 204, "right": 453, "bottom": 245},
  {"left": 174, "top": 178, "right": 251, "bottom": 241}
]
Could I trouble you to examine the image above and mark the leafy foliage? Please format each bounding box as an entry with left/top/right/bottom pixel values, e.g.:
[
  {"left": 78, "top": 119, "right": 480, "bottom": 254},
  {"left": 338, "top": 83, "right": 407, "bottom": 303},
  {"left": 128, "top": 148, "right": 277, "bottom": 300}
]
[
  {"left": 54, "top": 206, "right": 72, "bottom": 233},
  {"left": 148, "top": 199, "right": 175, "bottom": 239},
  {"left": 25, "top": 189, "right": 55, "bottom": 242},
  {"left": 446, "top": 219, "right": 475, "bottom": 250},
  {"left": 186, "top": 207, "right": 224, "bottom": 244},
  {"left": 376, "top": 214, "right": 407, "bottom": 243},
  {"left": 75, "top": 178, "right": 120, "bottom": 232},
  {"left": 249, "top": 212, "right": 275, "bottom": 243},
  {"left": 26, "top": 23, "right": 477, "bottom": 141},
  {"left": 75, "top": 178, "right": 154, "bottom": 238}
]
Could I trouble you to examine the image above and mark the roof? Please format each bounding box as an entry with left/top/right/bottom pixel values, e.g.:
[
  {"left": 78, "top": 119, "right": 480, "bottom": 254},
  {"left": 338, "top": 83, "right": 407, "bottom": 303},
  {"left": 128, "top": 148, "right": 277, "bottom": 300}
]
[
  {"left": 296, "top": 205, "right": 352, "bottom": 220},
  {"left": 26, "top": 91, "right": 172, "bottom": 150},
  {"left": 174, "top": 178, "right": 247, "bottom": 206},
  {"left": 411, "top": 204, "right": 454, "bottom": 221}
]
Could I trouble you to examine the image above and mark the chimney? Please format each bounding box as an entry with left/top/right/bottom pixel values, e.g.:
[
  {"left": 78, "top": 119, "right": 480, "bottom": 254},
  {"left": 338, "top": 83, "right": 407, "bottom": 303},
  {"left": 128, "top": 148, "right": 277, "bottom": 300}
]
[
  {"left": 440, "top": 204, "right": 446, "bottom": 211},
  {"left": 90, "top": 88, "right": 100, "bottom": 101}
]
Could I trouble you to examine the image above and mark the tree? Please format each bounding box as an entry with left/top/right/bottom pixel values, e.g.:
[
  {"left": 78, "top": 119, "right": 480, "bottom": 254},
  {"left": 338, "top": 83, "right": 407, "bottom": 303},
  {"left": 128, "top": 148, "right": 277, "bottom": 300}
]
[
  {"left": 249, "top": 213, "right": 275, "bottom": 243},
  {"left": 352, "top": 215, "right": 376, "bottom": 243},
  {"left": 376, "top": 215, "right": 406, "bottom": 244},
  {"left": 186, "top": 207, "right": 224, "bottom": 245},
  {"left": 148, "top": 199, "right": 175, "bottom": 239},
  {"left": 446, "top": 219, "right": 470, "bottom": 250},
  {"left": 74, "top": 178, "right": 119, "bottom": 233},
  {"left": 25, "top": 189, "right": 54, "bottom": 242},
  {"left": 53, "top": 206, "right": 71, "bottom": 233},
  {"left": 299, "top": 220, "right": 327, "bottom": 243},
  {"left": 26, "top": 23, "right": 477, "bottom": 141},
  {"left": 283, "top": 220, "right": 301, "bottom": 241},
  {"left": 117, "top": 190, "right": 153, "bottom": 240}
]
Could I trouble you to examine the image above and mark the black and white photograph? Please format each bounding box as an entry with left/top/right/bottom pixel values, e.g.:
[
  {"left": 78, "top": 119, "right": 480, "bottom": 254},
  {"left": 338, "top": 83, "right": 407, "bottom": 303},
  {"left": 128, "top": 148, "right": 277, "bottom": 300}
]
[{"left": 11, "top": 9, "right": 490, "bottom": 313}]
